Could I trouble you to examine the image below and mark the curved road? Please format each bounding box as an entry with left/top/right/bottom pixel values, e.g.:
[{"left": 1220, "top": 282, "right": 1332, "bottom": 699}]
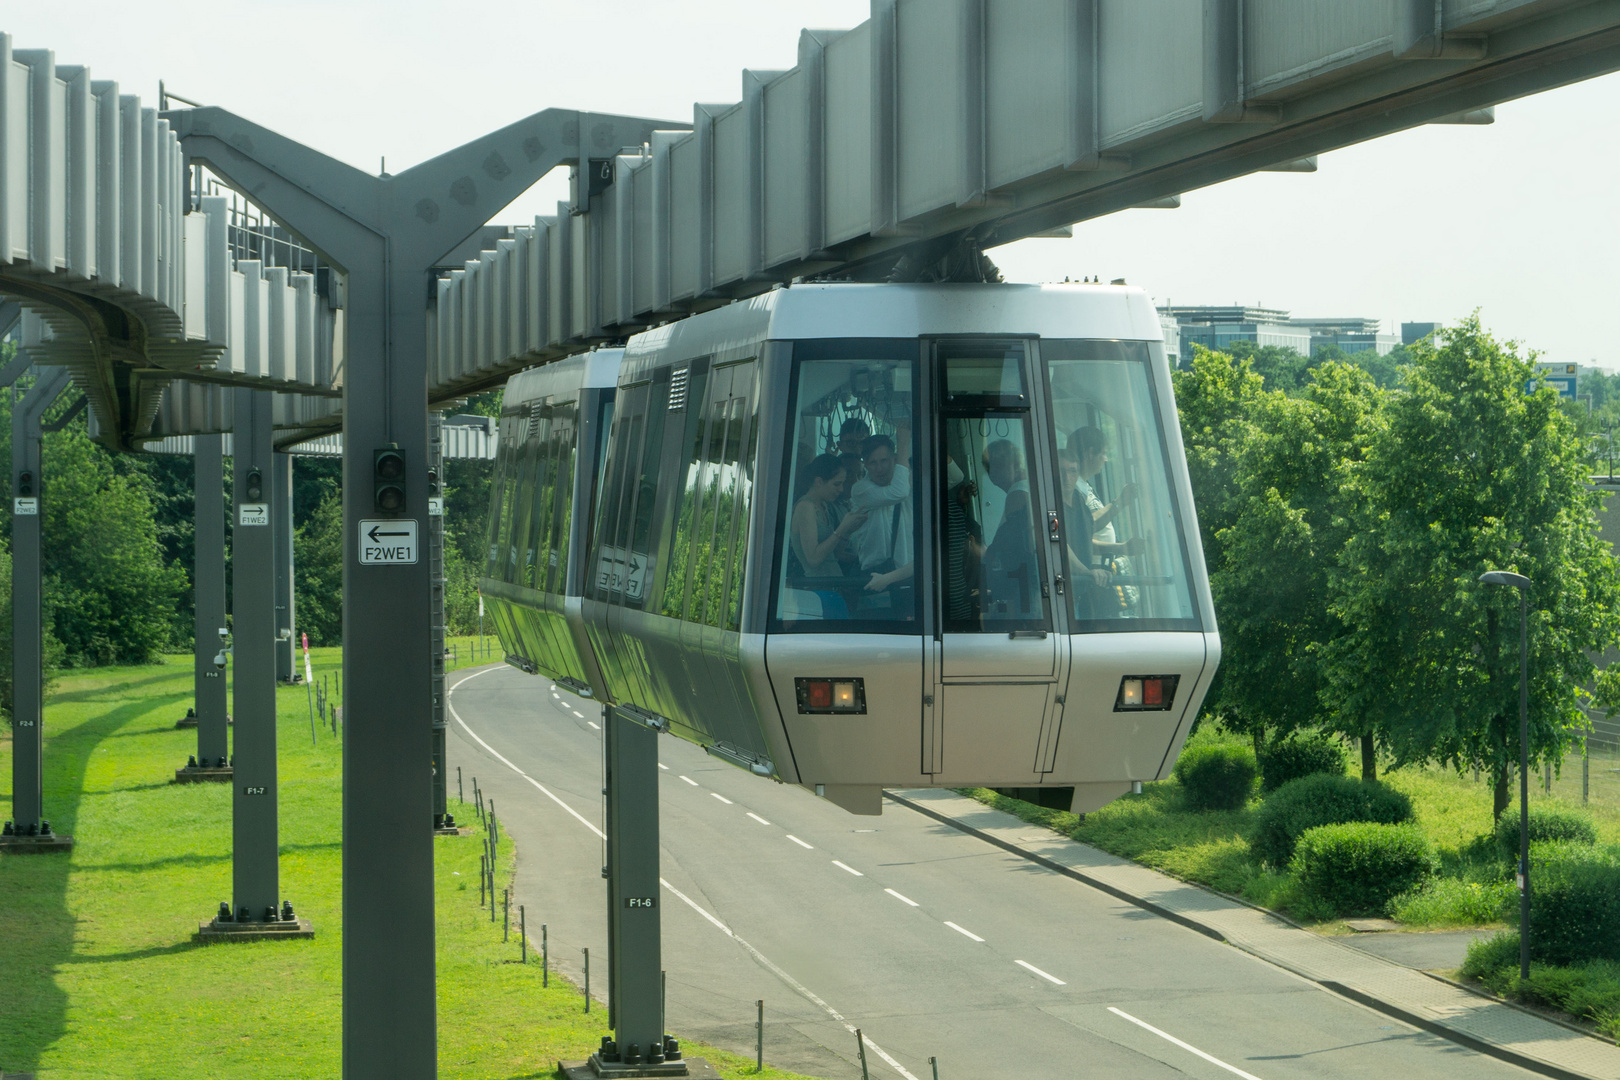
[{"left": 446, "top": 664, "right": 1529, "bottom": 1080}]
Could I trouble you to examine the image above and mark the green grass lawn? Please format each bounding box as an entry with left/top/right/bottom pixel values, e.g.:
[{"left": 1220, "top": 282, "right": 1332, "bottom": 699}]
[
  {"left": 966, "top": 724, "right": 1620, "bottom": 931},
  {"left": 1, "top": 651, "right": 822, "bottom": 1080}
]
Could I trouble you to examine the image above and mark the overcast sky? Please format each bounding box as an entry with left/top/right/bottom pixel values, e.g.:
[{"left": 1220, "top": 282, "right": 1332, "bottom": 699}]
[{"left": 9, "top": 1, "right": 1618, "bottom": 367}]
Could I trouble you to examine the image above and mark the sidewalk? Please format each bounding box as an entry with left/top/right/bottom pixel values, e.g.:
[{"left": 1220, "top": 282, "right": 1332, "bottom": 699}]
[{"left": 889, "top": 788, "right": 1620, "bottom": 1080}]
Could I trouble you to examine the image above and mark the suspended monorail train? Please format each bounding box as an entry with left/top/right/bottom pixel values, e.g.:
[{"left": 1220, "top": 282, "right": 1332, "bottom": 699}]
[{"left": 480, "top": 283, "right": 1219, "bottom": 814}]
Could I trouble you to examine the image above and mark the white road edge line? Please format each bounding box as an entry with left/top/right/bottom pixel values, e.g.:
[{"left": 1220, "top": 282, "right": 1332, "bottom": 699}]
[
  {"left": 943, "top": 921, "right": 983, "bottom": 942},
  {"left": 658, "top": 764, "right": 670, "bottom": 771},
  {"left": 1015, "top": 960, "right": 1066, "bottom": 985},
  {"left": 746, "top": 812, "right": 771, "bottom": 826},
  {"left": 884, "top": 888, "right": 919, "bottom": 907},
  {"left": 679, "top": 775, "right": 699, "bottom": 786},
  {"left": 1108, "top": 1007, "right": 1265, "bottom": 1080},
  {"left": 658, "top": 877, "right": 920, "bottom": 1080},
  {"left": 711, "top": 792, "right": 734, "bottom": 805},
  {"left": 787, "top": 835, "right": 814, "bottom": 849},
  {"left": 446, "top": 667, "right": 605, "bottom": 841},
  {"left": 444, "top": 668, "right": 916, "bottom": 1080},
  {"left": 832, "top": 860, "right": 863, "bottom": 876}
]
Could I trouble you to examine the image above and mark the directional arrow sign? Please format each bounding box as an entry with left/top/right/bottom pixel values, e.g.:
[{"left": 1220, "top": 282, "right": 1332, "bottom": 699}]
[{"left": 359, "top": 518, "right": 419, "bottom": 565}]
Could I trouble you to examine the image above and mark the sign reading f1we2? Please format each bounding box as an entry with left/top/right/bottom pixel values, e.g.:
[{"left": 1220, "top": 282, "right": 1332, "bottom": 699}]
[{"left": 359, "top": 519, "right": 419, "bottom": 565}]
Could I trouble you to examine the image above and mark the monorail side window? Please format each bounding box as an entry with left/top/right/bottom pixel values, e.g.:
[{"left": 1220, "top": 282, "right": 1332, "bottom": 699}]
[
  {"left": 772, "top": 340, "right": 918, "bottom": 632},
  {"left": 1043, "top": 340, "right": 1200, "bottom": 631}
]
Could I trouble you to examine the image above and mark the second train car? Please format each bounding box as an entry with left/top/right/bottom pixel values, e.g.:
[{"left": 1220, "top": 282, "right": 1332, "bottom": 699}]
[{"left": 480, "top": 282, "right": 1219, "bottom": 815}]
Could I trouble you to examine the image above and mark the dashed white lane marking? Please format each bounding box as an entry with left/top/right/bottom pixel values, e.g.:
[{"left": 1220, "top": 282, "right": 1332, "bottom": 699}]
[
  {"left": 884, "top": 888, "right": 919, "bottom": 907},
  {"left": 787, "top": 835, "right": 814, "bottom": 849},
  {"left": 944, "top": 921, "right": 984, "bottom": 942},
  {"left": 1015, "top": 960, "right": 1066, "bottom": 986},
  {"left": 573, "top": 709, "right": 585, "bottom": 718},
  {"left": 658, "top": 877, "right": 920, "bottom": 1080},
  {"left": 679, "top": 775, "right": 699, "bottom": 786},
  {"left": 586, "top": 721, "right": 600, "bottom": 730},
  {"left": 711, "top": 792, "right": 734, "bottom": 805},
  {"left": 832, "top": 860, "right": 863, "bottom": 876},
  {"left": 746, "top": 812, "right": 771, "bottom": 826},
  {"left": 447, "top": 668, "right": 917, "bottom": 1080},
  {"left": 1108, "top": 1007, "right": 1265, "bottom": 1080},
  {"left": 658, "top": 763, "right": 669, "bottom": 771}
]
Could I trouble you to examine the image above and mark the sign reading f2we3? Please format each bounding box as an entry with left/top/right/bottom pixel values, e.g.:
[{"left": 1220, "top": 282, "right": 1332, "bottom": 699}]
[{"left": 359, "top": 519, "right": 418, "bottom": 565}]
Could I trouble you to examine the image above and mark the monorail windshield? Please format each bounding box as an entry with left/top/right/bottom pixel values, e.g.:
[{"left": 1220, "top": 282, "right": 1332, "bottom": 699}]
[{"left": 771, "top": 336, "right": 1198, "bottom": 633}]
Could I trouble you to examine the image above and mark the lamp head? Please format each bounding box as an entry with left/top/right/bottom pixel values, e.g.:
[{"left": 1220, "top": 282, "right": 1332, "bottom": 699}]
[{"left": 1479, "top": 570, "right": 1531, "bottom": 590}]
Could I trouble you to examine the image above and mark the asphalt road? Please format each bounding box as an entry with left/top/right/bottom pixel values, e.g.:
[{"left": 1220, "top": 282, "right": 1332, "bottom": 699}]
[{"left": 446, "top": 664, "right": 1531, "bottom": 1080}]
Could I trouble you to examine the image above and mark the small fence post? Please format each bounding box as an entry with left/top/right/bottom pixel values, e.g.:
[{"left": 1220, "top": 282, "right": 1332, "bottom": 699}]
[
  {"left": 855, "top": 1028, "right": 870, "bottom": 1080},
  {"left": 521, "top": 905, "right": 527, "bottom": 962},
  {"left": 458, "top": 765, "right": 464, "bottom": 805},
  {"left": 583, "top": 947, "right": 590, "bottom": 1013},
  {"left": 504, "top": 888, "right": 510, "bottom": 941},
  {"left": 543, "top": 924, "right": 549, "bottom": 987},
  {"left": 756, "top": 999, "right": 763, "bottom": 1073},
  {"left": 479, "top": 854, "right": 486, "bottom": 906},
  {"left": 930, "top": 1056, "right": 939, "bottom": 1080}
]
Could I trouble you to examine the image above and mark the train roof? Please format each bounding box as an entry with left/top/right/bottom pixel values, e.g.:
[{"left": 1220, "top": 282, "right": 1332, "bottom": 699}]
[
  {"left": 620, "top": 282, "right": 1164, "bottom": 381},
  {"left": 503, "top": 347, "right": 622, "bottom": 409}
]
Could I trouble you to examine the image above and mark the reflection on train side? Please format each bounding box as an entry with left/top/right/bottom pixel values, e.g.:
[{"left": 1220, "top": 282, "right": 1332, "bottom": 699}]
[{"left": 481, "top": 284, "right": 1219, "bottom": 815}]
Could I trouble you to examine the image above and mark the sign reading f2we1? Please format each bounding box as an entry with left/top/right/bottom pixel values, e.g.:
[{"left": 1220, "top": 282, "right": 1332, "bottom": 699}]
[{"left": 359, "top": 519, "right": 419, "bottom": 565}]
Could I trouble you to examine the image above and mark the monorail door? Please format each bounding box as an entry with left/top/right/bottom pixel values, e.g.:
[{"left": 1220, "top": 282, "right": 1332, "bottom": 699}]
[{"left": 928, "top": 339, "right": 1068, "bottom": 785}]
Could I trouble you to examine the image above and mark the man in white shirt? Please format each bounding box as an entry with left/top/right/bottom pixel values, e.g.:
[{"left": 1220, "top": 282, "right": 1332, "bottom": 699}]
[{"left": 850, "top": 434, "right": 913, "bottom": 599}]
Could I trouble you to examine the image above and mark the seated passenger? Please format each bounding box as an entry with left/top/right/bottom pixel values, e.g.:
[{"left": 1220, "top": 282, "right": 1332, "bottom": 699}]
[
  {"left": 1070, "top": 426, "right": 1144, "bottom": 614},
  {"left": 1059, "top": 446, "right": 1112, "bottom": 618},
  {"left": 943, "top": 456, "right": 983, "bottom": 625},
  {"left": 850, "top": 435, "right": 914, "bottom": 601},
  {"left": 786, "top": 453, "right": 867, "bottom": 620},
  {"left": 980, "top": 439, "right": 1039, "bottom": 617}
]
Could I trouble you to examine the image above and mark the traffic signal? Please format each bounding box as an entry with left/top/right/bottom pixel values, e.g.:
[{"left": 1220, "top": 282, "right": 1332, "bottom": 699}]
[
  {"left": 374, "top": 446, "right": 406, "bottom": 514},
  {"left": 17, "top": 471, "right": 32, "bottom": 496},
  {"left": 244, "top": 468, "right": 264, "bottom": 502}
]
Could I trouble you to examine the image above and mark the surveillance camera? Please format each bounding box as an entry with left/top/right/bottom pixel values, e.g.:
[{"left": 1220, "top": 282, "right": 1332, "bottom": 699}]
[
  {"left": 218, "top": 627, "right": 230, "bottom": 640},
  {"left": 213, "top": 650, "right": 228, "bottom": 670}
]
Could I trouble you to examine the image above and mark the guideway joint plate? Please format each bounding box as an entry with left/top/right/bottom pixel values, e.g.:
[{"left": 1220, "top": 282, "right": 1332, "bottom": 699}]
[
  {"left": 0, "top": 835, "right": 74, "bottom": 854},
  {"left": 196, "top": 918, "right": 315, "bottom": 943}
]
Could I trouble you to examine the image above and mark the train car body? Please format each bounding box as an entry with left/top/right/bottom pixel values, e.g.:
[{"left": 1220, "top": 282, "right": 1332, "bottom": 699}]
[{"left": 482, "top": 283, "right": 1219, "bottom": 814}]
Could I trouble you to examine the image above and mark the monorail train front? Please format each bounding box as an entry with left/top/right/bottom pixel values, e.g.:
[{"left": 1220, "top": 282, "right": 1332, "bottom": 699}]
[{"left": 482, "top": 283, "right": 1219, "bottom": 815}]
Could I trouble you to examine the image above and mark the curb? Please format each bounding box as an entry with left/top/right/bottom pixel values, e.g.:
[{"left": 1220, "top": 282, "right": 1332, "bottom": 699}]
[{"left": 885, "top": 789, "right": 1611, "bottom": 1080}]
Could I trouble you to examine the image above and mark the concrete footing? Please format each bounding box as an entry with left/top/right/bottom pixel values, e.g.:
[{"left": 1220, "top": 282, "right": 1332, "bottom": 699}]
[
  {"left": 0, "top": 833, "right": 74, "bottom": 854},
  {"left": 172, "top": 766, "right": 234, "bottom": 784},
  {"left": 196, "top": 916, "right": 315, "bottom": 943},
  {"left": 559, "top": 1056, "right": 715, "bottom": 1080}
]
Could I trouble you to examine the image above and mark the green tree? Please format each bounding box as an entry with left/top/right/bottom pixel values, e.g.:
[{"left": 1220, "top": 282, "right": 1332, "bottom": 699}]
[
  {"left": 1321, "top": 315, "right": 1620, "bottom": 821},
  {"left": 1210, "top": 361, "right": 1384, "bottom": 763},
  {"left": 294, "top": 488, "right": 343, "bottom": 645},
  {"left": 1223, "top": 340, "right": 1313, "bottom": 392},
  {"left": 1172, "top": 345, "right": 1269, "bottom": 570}
]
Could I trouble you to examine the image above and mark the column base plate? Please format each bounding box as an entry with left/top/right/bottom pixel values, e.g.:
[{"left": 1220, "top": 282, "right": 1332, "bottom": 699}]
[
  {"left": 196, "top": 917, "right": 315, "bottom": 943},
  {"left": 172, "top": 766, "right": 233, "bottom": 784},
  {"left": 0, "top": 833, "right": 74, "bottom": 854}
]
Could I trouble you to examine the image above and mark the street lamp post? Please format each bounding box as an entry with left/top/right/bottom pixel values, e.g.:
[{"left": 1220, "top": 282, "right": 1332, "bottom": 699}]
[{"left": 1480, "top": 569, "right": 1532, "bottom": 981}]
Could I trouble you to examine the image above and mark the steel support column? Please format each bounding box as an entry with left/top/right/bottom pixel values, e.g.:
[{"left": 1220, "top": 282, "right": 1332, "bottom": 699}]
[
  {"left": 591, "top": 705, "right": 683, "bottom": 1075},
  {"left": 165, "top": 102, "right": 670, "bottom": 1079},
  {"left": 429, "top": 412, "right": 451, "bottom": 831},
  {"left": 273, "top": 451, "right": 296, "bottom": 683},
  {"left": 194, "top": 433, "right": 229, "bottom": 767},
  {"left": 231, "top": 389, "right": 282, "bottom": 920},
  {"left": 5, "top": 366, "right": 71, "bottom": 846}
]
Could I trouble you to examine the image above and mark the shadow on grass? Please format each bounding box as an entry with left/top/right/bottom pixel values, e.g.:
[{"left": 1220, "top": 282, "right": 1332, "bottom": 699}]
[
  {"left": 0, "top": 695, "right": 157, "bottom": 1075},
  {"left": 57, "top": 940, "right": 209, "bottom": 965},
  {"left": 73, "top": 841, "right": 340, "bottom": 875},
  {"left": 43, "top": 669, "right": 187, "bottom": 706}
]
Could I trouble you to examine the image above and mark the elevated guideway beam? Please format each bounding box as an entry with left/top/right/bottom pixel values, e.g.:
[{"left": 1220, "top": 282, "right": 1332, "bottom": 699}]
[
  {"left": 160, "top": 102, "right": 679, "bottom": 1080},
  {"left": 431, "top": 0, "right": 1620, "bottom": 396}
]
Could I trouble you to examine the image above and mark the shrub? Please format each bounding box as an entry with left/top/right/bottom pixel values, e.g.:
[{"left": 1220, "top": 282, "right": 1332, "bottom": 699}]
[
  {"left": 1250, "top": 773, "right": 1414, "bottom": 869},
  {"left": 1257, "top": 732, "right": 1349, "bottom": 794},
  {"left": 1391, "top": 878, "right": 1514, "bottom": 927},
  {"left": 1173, "top": 743, "right": 1258, "bottom": 812},
  {"left": 1520, "top": 844, "right": 1620, "bottom": 967},
  {"left": 1292, "top": 822, "right": 1436, "bottom": 917},
  {"left": 1493, "top": 805, "right": 1597, "bottom": 863},
  {"left": 1461, "top": 930, "right": 1521, "bottom": 985}
]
